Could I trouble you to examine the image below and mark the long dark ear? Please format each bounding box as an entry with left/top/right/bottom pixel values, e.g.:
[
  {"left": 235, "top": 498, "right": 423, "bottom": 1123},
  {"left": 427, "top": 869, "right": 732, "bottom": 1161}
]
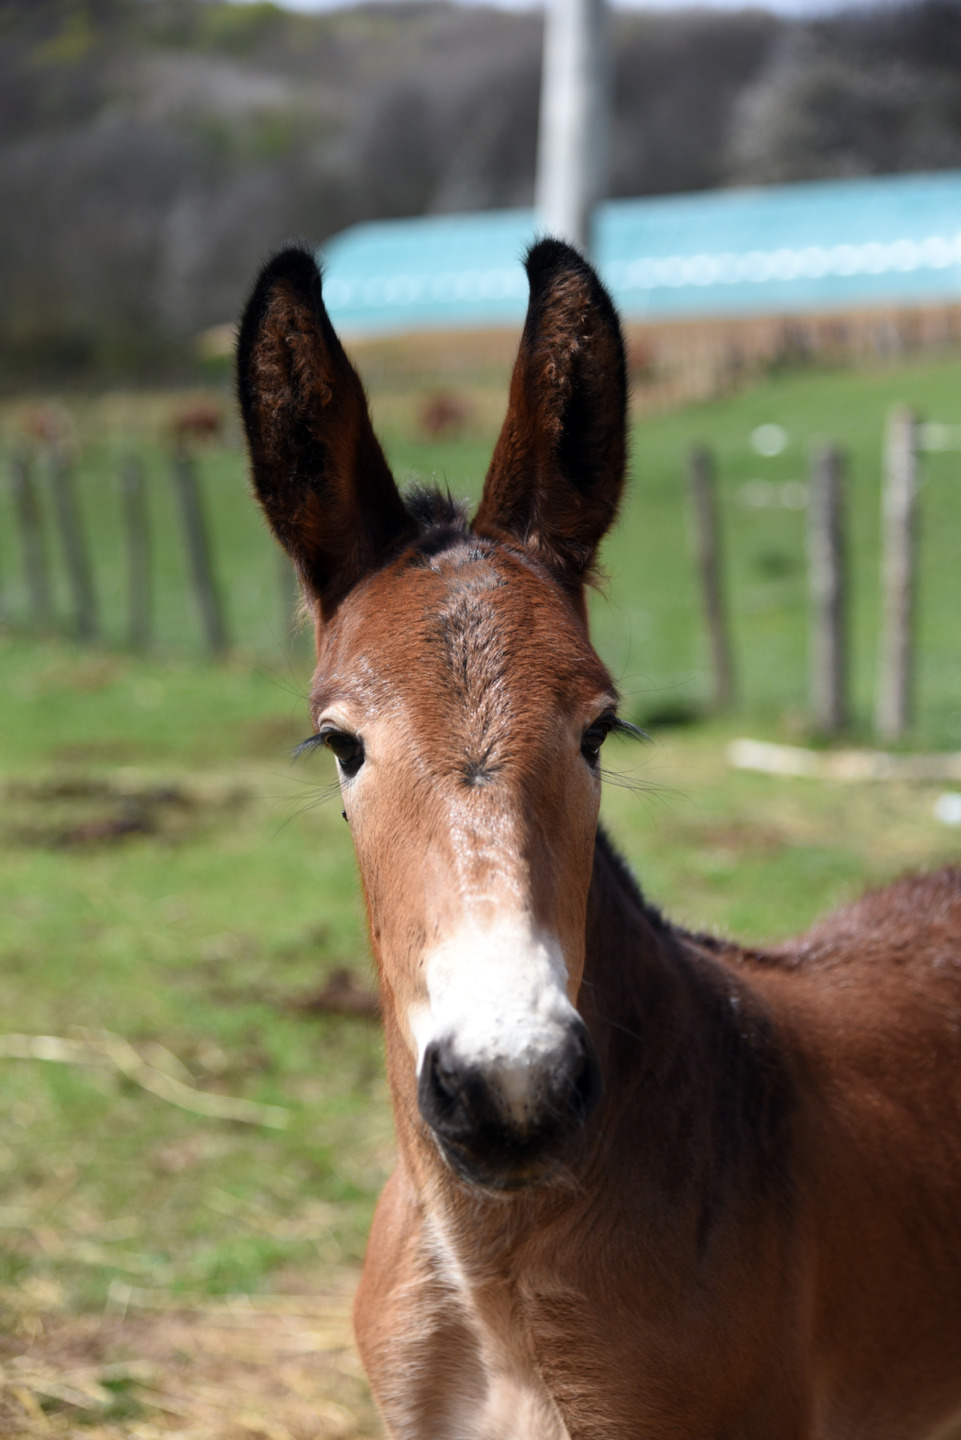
[
  {"left": 236, "top": 246, "right": 413, "bottom": 614},
  {"left": 473, "top": 239, "right": 627, "bottom": 593}
]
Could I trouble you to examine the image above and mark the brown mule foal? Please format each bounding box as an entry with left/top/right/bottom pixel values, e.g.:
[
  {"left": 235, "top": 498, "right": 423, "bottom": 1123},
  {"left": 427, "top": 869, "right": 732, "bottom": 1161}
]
[{"left": 237, "top": 239, "right": 961, "bottom": 1440}]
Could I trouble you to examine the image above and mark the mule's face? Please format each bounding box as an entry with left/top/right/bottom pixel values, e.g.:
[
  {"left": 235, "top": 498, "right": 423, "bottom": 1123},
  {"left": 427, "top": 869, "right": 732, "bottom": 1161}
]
[
  {"left": 238, "top": 239, "right": 628, "bottom": 1190},
  {"left": 313, "top": 536, "right": 614, "bottom": 1186}
]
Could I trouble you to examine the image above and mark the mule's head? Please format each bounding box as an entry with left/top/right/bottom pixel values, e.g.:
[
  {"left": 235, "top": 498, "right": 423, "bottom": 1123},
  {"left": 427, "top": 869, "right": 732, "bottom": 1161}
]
[{"left": 238, "top": 239, "right": 629, "bottom": 1191}]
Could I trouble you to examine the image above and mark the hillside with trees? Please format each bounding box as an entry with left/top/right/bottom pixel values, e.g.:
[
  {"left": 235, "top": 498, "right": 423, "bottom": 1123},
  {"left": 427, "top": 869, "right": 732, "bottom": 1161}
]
[{"left": 2, "top": 0, "right": 961, "bottom": 387}]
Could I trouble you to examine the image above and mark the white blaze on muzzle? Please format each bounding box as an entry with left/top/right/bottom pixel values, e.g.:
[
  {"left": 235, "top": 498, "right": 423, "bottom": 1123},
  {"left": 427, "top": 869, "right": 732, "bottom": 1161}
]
[{"left": 410, "top": 919, "right": 579, "bottom": 1121}]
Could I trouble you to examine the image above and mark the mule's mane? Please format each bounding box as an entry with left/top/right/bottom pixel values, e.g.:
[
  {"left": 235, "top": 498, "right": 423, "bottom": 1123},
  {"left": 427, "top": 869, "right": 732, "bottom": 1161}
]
[{"left": 403, "top": 485, "right": 470, "bottom": 531}]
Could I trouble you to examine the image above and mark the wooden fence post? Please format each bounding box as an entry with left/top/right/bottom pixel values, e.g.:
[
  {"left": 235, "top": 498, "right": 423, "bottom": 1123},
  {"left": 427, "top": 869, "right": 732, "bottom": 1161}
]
[
  {"left": 876, "top": 406, "right": 919, "bottom": 742},
  {"left": 688, "top": 444, "right": 735, "bottom": 710},
  {"left": 50, "top": 443, "right": 99, "bottom": 642},
  {"left": 807, "top": 444, "right": 847, "bottom": 736},
  {"left": 10, "top": 447, "right": 54, "bottom": 630},
  {"left": 171, "top": 442, "right": 229, "bottom": 655},
  {"left": 121, "top": 454, "right": 151, "bottom": 650}
]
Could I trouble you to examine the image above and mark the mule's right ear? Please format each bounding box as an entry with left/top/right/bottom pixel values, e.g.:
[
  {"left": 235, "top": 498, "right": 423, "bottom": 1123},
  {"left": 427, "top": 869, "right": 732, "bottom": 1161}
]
[
  {"left": 236, "top": 246, "right": 413, "bottom": 614},
  {"left": 473, "top": 239, "right": 628, "bottom": 599}
]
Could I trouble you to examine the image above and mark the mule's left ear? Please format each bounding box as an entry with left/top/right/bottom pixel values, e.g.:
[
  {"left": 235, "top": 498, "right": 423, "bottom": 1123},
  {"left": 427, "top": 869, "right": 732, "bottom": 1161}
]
[
  {"left": 473, "top": 239, "right": 628, "bottom": 593},
  {"left": 236, "top": 245, "right": 413, "bottom": 615}
]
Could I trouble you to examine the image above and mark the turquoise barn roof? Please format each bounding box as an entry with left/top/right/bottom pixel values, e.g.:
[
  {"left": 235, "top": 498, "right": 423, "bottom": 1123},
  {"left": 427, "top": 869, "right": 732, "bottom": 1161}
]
[{"left": 319, "top": 170, "right": 961, "bottom": 334}]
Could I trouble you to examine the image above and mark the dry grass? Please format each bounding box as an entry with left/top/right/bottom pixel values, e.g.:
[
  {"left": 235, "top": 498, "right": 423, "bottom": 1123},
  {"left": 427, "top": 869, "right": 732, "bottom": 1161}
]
[
  {"left": 0, "top": 1276, "right": 380, "bottom": 1439},
  {"left": 344, "top": 299, "right": 961, "bottom": 424}
]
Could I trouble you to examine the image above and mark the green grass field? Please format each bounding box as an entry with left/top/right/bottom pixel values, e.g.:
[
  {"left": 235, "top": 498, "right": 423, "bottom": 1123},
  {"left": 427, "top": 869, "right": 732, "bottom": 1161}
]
[
  {"left": 1, "top": 350, "right": 960, "bottom": 1435},
  {"left": 4, "top": 348, "right": 961, "bottom": 742}
]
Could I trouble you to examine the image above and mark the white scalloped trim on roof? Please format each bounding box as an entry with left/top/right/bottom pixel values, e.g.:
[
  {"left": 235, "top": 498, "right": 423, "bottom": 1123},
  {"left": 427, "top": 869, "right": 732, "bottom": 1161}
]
[{"left": 324, "top": 232, "right": 961, "bottom": 315}]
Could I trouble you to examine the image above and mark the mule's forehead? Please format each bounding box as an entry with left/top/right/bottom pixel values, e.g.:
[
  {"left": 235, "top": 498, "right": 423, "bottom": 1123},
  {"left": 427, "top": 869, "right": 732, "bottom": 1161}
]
[{"left": 312, "top": 536, "right": 613, "bottom": 720}]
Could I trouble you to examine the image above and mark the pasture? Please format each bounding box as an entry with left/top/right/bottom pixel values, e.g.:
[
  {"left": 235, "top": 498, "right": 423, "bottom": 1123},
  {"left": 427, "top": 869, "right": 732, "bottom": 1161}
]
[{"left": 1, "top": 343, "right": 960, "bottom": 1436}]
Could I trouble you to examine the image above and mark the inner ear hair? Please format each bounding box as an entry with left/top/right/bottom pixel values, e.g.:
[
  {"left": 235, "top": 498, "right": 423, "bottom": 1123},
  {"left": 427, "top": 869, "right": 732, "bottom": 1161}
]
[{"left": 473, "top": 238, "right": 628, "bottom": 591}]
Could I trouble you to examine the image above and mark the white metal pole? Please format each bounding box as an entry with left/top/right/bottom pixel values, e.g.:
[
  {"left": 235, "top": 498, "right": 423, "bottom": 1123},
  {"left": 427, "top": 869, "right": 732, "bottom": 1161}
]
[{"left": 535, "top": 0, "right": 610, "bottom": 257}]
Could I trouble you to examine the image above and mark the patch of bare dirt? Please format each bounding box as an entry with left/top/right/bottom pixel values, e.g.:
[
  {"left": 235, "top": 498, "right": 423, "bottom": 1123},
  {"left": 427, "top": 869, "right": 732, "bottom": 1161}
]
[
  {"left": 3, "top": 774, "right": 250, "bottom": 850},
  {"left": 698, "top": 822, "right": 788, "bottom": 856},
  {"left": 290, "top": 971, "right": 379, "bottom": 1020}
]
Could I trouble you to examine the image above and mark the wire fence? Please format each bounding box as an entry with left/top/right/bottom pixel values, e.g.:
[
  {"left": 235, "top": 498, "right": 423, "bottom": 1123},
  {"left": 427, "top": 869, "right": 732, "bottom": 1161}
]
[{"left": 0, "top": 399, "right": 952, "bottom": 747}]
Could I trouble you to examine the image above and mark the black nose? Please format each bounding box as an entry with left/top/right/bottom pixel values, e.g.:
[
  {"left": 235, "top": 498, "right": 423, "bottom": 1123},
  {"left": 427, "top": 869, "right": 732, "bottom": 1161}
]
[{"left": 418, "top": 1022, "right": 602, "bottom": 1190}]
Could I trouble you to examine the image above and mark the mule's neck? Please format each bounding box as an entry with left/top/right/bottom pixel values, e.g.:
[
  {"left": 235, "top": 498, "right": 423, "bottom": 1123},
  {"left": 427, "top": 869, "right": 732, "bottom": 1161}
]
[{"left": 579, "top": 825, "right": 795, "bottom": 1216}]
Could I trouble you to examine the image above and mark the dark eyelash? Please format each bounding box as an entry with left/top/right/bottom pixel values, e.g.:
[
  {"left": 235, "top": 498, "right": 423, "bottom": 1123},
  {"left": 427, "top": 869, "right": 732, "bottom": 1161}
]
[
  {"left": 292, "top": 734, "right": 327, "bottom": 761},
  {"left": 294, "top": 729, "right": 365, "bottom": 781},
  {"left": 582, "top": 712, "right": 648, "bottom": 770},
  {"left": 291, "top": 716, "right": 647, "bottom": 765},
  {"left": 609, "top": 716, "right": 650, "bottom": 743}
]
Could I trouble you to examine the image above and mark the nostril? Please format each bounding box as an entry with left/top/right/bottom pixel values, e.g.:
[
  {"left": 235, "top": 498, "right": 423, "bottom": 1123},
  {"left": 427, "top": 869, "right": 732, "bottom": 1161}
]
[
  {"left": 419, "top": 1040, "right": 472, "bottom": 1132},
  {"left": 431, "top": 1048, "right": 459, "bottom": 1104}
]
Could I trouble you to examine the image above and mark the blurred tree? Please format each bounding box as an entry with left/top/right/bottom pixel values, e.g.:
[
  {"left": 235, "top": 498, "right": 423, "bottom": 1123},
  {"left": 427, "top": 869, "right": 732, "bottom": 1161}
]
[
  {"left": 2, "top": 0, "right": 961, "bottom": 388},
  {"left": 730, "top": 1, "right": 961, "bottom": 182},
  {"left": 611, "top": 10, "right": 779, "bottom": 197}
]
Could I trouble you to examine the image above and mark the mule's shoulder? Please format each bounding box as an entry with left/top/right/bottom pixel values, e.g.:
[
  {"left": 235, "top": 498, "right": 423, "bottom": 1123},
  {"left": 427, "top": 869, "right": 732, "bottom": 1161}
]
[
  {"left": 675, "top": 866, "right": 961, "bottom": 978},
  {"left": 778, "top": 865, "right": 961, "bottom": 974}
]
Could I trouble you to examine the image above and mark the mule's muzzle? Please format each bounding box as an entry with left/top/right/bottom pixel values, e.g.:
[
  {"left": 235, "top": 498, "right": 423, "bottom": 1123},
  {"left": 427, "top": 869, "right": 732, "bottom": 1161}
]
[{"left": 417, "top": 1021, "right": 602, "bottom": 1191}]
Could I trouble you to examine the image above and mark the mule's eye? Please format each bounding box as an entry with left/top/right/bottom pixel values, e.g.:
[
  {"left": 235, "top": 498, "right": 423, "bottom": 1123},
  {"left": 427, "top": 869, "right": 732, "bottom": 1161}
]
[
  {"left": 323, "top": 730, "right": 365, "bottom": 778},
  {"left": 581, "top": 718, "right": 613, "bottom": 766}
]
